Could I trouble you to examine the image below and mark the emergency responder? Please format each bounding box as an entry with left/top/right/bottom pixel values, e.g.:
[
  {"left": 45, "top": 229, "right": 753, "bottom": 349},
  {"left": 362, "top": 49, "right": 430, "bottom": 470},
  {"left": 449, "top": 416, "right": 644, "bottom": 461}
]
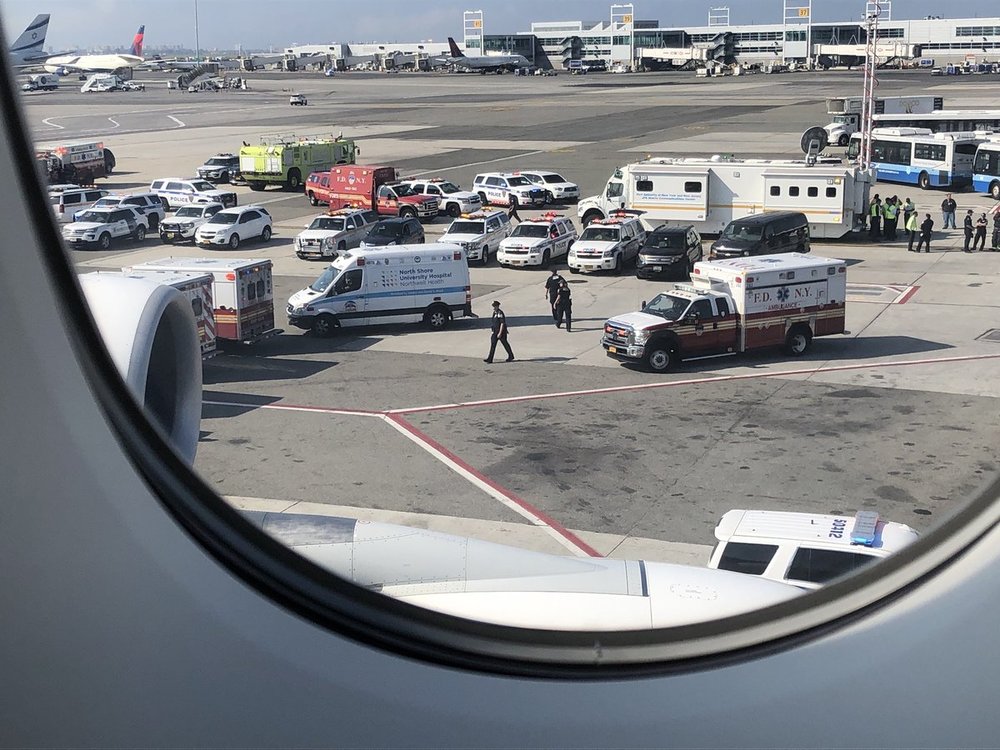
[
  {"left": 554, "top": 281, "right": 572, "bottom": 332},
  {"left": 544, "top": 268, "right": 566, "bottom": 322},
  {"left": 905, "top": 210, "right": 919, "bottom": 252},
  {"left": 991, "top": 207, "right": 1000, "bottom": 250},
  {"left": 483, "top": 301, "right": 514, "bottom": 363},
  {"left": 883, "top": 196, "right": 899, "bottom": 241},
  {"left": 916, "top": 214, "right": 934, "bottom": 253},
  {"left": 973, "top": 212, "right": 988, "bottom": 252},
  {"left": 868, "top": 194, "right": 882, "bottom": 241},
  {"left": 963, "top": 209, "right": 975, "bottom": 252},
  {"left": 941, "top": 194, "right": 957, "bottom": 229},
  {"left": 902, "top": 197, "right": 915, "bottom": 227}
]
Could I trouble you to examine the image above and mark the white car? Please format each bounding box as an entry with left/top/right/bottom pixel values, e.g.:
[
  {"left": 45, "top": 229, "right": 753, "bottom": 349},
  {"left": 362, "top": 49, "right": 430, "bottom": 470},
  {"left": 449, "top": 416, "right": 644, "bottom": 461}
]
[
  {"left": 568, "top": 215, "right": 647, "bottom": 274},
  {"left": 61, "top": 206, "right": 148, "bottom": 250},
  {"left": 77, "top": 192, "right": 166, "bottom": 231},
  {"left": 399, "top": 179, "right": 483, "bottom": 218},
  {"left": 150, "top": 178, "right": 238, "bottom": 210},
  {"left": 294, "top": 209, "right": 377, "bottom": 260},
  {"left": 48, "top": 186, "right": 108, "bottom": 224},
  {"left": 289, "top": 93, "right": 308, "bottom": 106},
  {"left": 437, "top": 209, "right": 513, "bottom": 265},
  {"left": 472, "top": 172, "right": 548, "bottom": 209},
  {"left": 194, "top": 205, "right": 273, "bottom": 249},
  {"left": 497, "top": 214, "right": 577, "bottom": 268},
  {"left": 518, "top": 171, "right": 580, "bottom": 204},
  {"left": 158, "top": 202, "right": 225, "bottom": 244}
]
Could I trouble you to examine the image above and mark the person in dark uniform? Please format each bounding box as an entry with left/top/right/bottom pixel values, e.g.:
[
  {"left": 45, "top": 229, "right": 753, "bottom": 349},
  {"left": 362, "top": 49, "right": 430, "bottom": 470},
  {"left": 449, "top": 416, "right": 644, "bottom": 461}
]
[
  {"left": 973, "top": 213, "right": 988, "bottom": 252},
  {"left": 963, "top": 209, "right": 975, "bottom": 252},
  {"left": 554, "top": 281, "right": 572, "bottom": 332},
  {"left": 507, "top": 201, "right": 520, "bottom": 222},
  {"left": 991, "top": 208, "right": 1000, "bottom": 251},
  {"left": 868, "top": 194, "right": 882, "bottom": 241},
  {"left": 544, "top": 268, "right": 565, "bottom": 321},
  {"left": 484, "top": 300, "right": 514, "bottom": 363},
  {"left": 915, "top": 214, "right": 934, "bottom": 253}
]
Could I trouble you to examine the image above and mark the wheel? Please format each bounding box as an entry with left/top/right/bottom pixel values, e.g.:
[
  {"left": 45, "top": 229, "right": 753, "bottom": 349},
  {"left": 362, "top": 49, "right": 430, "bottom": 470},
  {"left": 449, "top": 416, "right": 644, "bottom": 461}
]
[
  {"left": 582, "top": 211, "right": 603, "bottom": 227},
  {"left": 260, "top": 225, "right": 272, "bottom": 242},
  {"left": 424, "top": 304, "right": 451, "bottom": 330},
  {"left": 544, "top": 190, "right": 554, "bottom": 205},
  {"left": 308, "top": 192, "right": 319, "bottom": 206},
  {"left": 400, "top": 207, "right": 416, "bottom": 219},
  {"left": 685, "top": 258, "right": 694, "bottom": 276},
  {"left": 97, "top": 232, "right": 112, "bottom": 250},
  {"left": 219, "top": 173, "right": 230, "bottom": 184},
  {"left": 541, "top": 248, "right": 550, "bottom": 267},
  {"left": 613, "top": 254, "right": 623, "bottom": 275},
  {"left": 918, "top": 172, "right": 931, "bottom": 190},
  {"left": 336, "top": 241, "right": 346, "bottom": 256},
  {"left": 477, "top": 191, "right": 488, "bottom": 206},
  {"left": 447, "top": 203, "right": 461, "bottom": 218},
  {"left": 480, "top": 246, "right": 490, "bottom": 266},
  {"left": 248, "top": 181, "right": 265, "bottom": 192},
  {"left": 645, "top": 341, "right": 677, "bottom": 373},
  {"left": 228, "top": 233, "right": 240, "bottom": 249},
  {"left": 312, "top": 314, "right": 339, "bottom": 337},
  {"left": 286, "top": 169, "right": 302, "bottom": 191},
  {"left": 838, "top": 134, "right": 849, "bottom": 147},
  {"left": 569, "top": 267, "right": 579, "bottom": 274},
  {"left": 147, "top": 214, "right": 158, "bottom": 231},
  {"left": 991, "top": 181, "right": 1000, "bottom": 200},
  {"left": 133, "top": 225, "right": 146, "bottom": 241},
  {"left": 784, "top": 325, "right": 813, "bottom": 356}
]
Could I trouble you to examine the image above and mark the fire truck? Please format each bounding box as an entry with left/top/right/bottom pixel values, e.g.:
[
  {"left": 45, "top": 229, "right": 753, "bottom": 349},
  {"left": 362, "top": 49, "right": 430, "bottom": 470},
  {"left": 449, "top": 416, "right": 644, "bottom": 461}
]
[
  {"left": 126, "top": 258, "right": 278, "bottom": 345},
  {"left": 36, "top": 141, "right": 116, "bottom": 185},
  {"left": 239, "top": 134, "right": 359, "bottom": 192},
  {"left": 306, "top": 165, "right": 439, "bottom": 221},
  {"left": 602, "top": 253, "right": 847, "bottom": 372}
]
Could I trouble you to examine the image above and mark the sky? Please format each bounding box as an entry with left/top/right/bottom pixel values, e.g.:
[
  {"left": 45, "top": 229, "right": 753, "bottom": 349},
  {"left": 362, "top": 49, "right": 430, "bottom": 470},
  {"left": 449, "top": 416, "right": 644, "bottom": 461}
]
[{"left": 3, "top": 0, "right": 1000, "bottom": 51}]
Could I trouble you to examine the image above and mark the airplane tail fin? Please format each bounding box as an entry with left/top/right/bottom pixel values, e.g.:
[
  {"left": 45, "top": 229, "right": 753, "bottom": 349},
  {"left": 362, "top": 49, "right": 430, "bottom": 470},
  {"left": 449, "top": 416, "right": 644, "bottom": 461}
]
[
  {"left": 447, "top": 37, "right": 465, "bottom": 58},
  {"left": 130, "top": 25, "right": 145, "bottom": 57},
  {"left": 10, "top": 14, "right": 49, "bottom": 59}
]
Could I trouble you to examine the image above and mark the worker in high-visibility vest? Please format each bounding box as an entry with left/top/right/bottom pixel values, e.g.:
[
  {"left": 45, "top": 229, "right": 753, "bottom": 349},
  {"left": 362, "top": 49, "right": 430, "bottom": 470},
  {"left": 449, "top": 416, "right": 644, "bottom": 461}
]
[
  {"left": 905, "top": 210, "right": 919, "bottom": 252},
  {"left": 882, "top": 196, "right": 899, "bottom": 241}
]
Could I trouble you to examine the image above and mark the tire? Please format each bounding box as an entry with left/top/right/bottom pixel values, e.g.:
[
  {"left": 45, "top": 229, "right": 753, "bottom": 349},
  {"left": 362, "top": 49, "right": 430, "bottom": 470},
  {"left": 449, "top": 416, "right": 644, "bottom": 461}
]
[
  {"left": 645, "top": 341, "right": 677, "bottom": 373},
  {"left": 481, "top": 246, "right": 490, "bottom": 266},
  {"left": 582, "top": 211, "right": 603, "bottom": 227},
  {"left": 541, "top": 248, "right": 550, "bottom": 267},
  {"left": 838, "top": 134, "right": 849, "bottom": 147},
  {"left": 400, "top": 207, "right": 416, "bottom": 219},
  {"left": 477, "top": 191, "right": 488, "bottom": 206},
  {"left": 248, "top": 181, "right": 265, "bottom": 192},
  {"left": 544, "top": 190, "right": 554, "bottom": 205},
  {"left": 97, "top": 232, "right": 112, "bottom": 251},
  {"left": 424, "top": 304, "right": 451, "bottom": 331},
  {"left": 613, "top": 254, "right": 623, "bottom": 275},
  {"left": 447, "top": 203, "right": 461, "bottom": 218},
  {"left": 312, "top": 314, "right": 339, "bottom": 337},
  {"left": 147, "top": 214, "right": 158, "bottom": 231},
  {"left": 569, "top": 267, "right": 579, "bottom": 274},
  {"left": 228, "top": 233, "right": 240, "bottom": 250},
  {"left": 918, "top": 171, "right": 931, "bottom": 190},
  {"left": 336, "top": 241, "right": 346, "bottom": 256},
  {"left": 286, "top": 169, "right": 302, "bottom": 191},
  {"left": 308, "top": 192, "right": 319, "bottom": 207},
  {"left": 260, "top": 225, "right": 272, "bottom": 242},
  {"left": 991, "top": 181, "right": 1000, "bottom": 200},
  {"left": 784, "top": 325, "right": 813, "bottom": 356},
  {"left": 133, "top": 225, "right": 146, "bottom": 241}
]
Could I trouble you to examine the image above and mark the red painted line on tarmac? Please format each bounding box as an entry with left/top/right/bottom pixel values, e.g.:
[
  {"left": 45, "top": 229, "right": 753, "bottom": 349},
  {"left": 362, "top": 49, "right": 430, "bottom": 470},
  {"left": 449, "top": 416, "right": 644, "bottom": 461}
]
[
  {"left": 384, "top": 413, "right": 604, "bottom": 558},
  {"left": 896, "top": 285, "right": 920, "bottom": 304}
]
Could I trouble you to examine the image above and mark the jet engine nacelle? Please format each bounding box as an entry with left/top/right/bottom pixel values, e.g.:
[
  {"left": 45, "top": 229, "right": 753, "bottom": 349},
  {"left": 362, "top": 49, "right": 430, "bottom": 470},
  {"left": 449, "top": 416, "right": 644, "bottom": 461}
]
[{"left": 77, "top": 273, "right": 202, "bottom": 463}]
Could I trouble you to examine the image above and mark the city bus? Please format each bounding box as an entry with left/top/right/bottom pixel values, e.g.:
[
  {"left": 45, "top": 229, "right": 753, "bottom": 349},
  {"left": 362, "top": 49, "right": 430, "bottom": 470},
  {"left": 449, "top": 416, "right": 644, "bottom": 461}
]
[
  {"left": 972, "top": 138, "right": 1000, "bottom": 199},
  {"left": 847, "top": 127, "right": 982, "bottom": 189}
]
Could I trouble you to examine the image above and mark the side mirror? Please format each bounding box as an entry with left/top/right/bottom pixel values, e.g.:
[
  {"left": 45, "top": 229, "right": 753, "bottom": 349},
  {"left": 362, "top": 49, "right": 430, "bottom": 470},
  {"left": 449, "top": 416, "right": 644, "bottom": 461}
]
[{"left": 640, "top": 300, "right": 647, "bottom": 309}]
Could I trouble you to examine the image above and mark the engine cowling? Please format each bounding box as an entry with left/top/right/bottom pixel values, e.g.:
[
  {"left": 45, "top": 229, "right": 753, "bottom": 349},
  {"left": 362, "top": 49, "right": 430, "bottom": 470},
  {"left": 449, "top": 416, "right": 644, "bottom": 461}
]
[{"left": 77, "top": 273, "right": 202, "bottom": 463}]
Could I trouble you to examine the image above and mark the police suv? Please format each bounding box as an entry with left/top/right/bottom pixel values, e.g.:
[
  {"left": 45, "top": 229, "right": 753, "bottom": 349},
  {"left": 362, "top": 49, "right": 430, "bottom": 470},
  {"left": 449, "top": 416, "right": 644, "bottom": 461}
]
[
  {"left": 159, "top": 202, "right": 224, "bottom": 244},
  {"left": 399, "top": 178, "right": 483, "bottom": 217},
  {"left": 80, "top": 192, "right": 167, "bottom": 231},
  {"left": 497, "top": 213, "right": 577, "bottom": 268},
  {"left": 196, "top": 153, "right": 241, "bottom": 184},
  {"left": 150, "top": 178, "right": 238, "bottom": 210},
  {"left": 567, "top": 214, "right": 646, "bottom": 274},
  {"left": 294, "top": 208, "right": 376, "bottom": 260},
  {"left": 437, "top": 209, "right": 513, "bottom": 265},
  {"left": 62, "top": 206, "right": 148, "bottom": 250},
  {"left": 472, "top": 172, "right": 547, "bottom": 209}
]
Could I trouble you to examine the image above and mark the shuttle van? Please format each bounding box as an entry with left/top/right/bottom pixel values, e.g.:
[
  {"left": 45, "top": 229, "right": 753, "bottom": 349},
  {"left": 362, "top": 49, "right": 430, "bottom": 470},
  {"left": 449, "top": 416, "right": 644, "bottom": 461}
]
[
  {"left": 710, "top": 211, "right": 810, "bottom": 258},
  {"left": 287, "top": 245, "right": 472, "bottom": 337}
]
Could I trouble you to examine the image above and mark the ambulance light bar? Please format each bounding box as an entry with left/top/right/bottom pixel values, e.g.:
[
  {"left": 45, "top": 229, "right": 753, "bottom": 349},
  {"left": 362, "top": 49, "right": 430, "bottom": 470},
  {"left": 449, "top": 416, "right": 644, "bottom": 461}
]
[{"left": 850, "top": 511, "right": 880, "bottom": 547}]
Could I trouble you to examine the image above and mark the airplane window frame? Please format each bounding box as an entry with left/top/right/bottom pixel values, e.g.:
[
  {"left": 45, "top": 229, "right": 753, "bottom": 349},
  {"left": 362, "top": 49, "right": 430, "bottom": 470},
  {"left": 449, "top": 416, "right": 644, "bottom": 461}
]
[{"left": 6, "top": 36, "right": 1000, "bottom": 679}]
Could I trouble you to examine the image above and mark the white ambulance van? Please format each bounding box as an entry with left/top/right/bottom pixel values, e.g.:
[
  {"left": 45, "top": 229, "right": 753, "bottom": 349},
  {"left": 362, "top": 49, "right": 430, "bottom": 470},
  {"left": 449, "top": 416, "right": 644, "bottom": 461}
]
[
  {"left": 287, "top": 245, "right": 472, "bottom": 337},
  {"left": 707, "top": 509, "right": 920, "bottom": 590}
]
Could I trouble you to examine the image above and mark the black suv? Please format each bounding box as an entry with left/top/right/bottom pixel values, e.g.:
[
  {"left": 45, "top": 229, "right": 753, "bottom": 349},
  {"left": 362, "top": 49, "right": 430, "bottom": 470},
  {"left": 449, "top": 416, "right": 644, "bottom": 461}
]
[
  {"left": 636, "top": 225, "right": 703, "bottom": 279},
  {"left": 197, "top": 154, "right": 241, "bottom": 184},
  {"left": 361, "top": 217, "right": 426, "bottom": 248}
]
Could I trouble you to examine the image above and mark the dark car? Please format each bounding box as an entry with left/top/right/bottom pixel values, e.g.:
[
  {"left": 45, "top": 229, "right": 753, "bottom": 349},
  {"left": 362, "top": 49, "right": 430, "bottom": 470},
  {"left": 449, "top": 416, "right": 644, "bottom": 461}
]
[
  {"left": 636, "top": 225, "right": 703, "bottom": 279},
  {"left": 711, "top": 211, "right": 810, "bottom": 258},
  {"left": 361, "top": 217, "right": 425, "bottom": 248},
  {"left": 196, "top": 154, "right": 241, "bottom": 184}
]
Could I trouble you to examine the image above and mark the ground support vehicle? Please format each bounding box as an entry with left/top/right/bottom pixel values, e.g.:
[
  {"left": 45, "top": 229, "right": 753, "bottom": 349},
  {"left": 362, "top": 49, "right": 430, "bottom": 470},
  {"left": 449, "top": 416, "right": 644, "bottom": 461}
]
[
  {"left": 239, "top": 134, "right": 358, "bottom": 191},
  {"left": 822, "top": 95, "right": 943, "bottom": 146},
  {"left": 308, "top": 165, "right": 438, "bottom": 220},
  {"left": 436, "top": 210, "right": 513, "bottom": 265},
  {"left": 294, "top": 209, "right": 376, "bottom": 259},
  {"left": 497, "top": 213, "right": 577, "bottom": 268},
  {"left": 602, "top": 253, "right": 847, "bottom": 372},
  {"left": 128, "top": 258, "right": 278, "bottom": 344},
  {"left": 972, "top": 136, "right": 1000, "bottom": 198},
  {"left": 158, "top": 203, "right": 225, "bottom": 244},
  {"left": 567, "top": 214, "right": 646, "bottom": 274},
  {"left": 36, "top": 141, "right": 115, "bottom": 185},
  {"left": 399, "top": 178, "right": 483, "bottom": 217},
  {"left": 289, "top": 94, "right": 307, "bottom": 106},
  {"left": 287, "top": 246, "right": 472, "bottom": 336},
  {"left": 61, "top": 206, "right": 148, "bottom": 250},
  {"left": 22, "top": 74, "right": 59, "bottom": 91},
  {"left": 578, "top": 157, "right": 871, "bottom": 239},
  {"left": 708, "top": 509, "right": 919, "bottom": 590},
  {"left": 846, "top": 127, "right": 983, "bottom": 189}
]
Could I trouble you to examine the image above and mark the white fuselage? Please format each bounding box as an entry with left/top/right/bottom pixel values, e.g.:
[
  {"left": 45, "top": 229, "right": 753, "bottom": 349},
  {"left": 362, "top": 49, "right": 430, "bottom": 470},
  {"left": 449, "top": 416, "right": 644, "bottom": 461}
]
[{"left": 45, "top": 53, "right": 142, "bottom": 74}]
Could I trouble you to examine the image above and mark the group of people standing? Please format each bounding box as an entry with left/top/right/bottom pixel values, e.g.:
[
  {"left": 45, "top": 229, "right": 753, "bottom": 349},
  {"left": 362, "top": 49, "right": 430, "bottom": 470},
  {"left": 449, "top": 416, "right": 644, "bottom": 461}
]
[
  {"left": 867, "top": 192, "right": 1000, "bottom": 253},
  {"left": 961, "top": 207, "right": 1000, "bottom": 253}
]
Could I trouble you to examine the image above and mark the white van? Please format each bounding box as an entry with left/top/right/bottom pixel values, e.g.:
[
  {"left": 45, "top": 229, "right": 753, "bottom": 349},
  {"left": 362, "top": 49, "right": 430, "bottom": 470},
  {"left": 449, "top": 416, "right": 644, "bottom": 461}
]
[{"left": 287, "top": 245, "right": 472, "bottom": 337}]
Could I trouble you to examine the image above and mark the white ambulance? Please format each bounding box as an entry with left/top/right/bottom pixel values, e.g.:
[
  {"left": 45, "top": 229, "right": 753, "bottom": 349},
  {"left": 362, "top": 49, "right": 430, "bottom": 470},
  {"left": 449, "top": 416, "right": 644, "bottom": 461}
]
[
  {"left": 707, "top": 509, "right": 920, "bottom": 590},
  {"left": 287, "top": 245, "right": 472, "bottom": 337},
  {"left": 126, "top": 258, "right": 277, "bottom": 345}
]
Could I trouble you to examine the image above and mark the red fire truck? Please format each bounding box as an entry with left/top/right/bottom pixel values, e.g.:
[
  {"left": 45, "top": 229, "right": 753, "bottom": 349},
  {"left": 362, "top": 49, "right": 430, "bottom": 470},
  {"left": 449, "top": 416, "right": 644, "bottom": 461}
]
[{"left": 305, "top": 165, "right": 438, "bottom": 221}]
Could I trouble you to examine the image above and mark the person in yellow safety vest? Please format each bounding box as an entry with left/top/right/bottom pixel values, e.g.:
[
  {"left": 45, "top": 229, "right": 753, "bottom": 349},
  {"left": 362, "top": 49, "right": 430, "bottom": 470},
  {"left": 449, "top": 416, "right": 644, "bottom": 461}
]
[
  {"left": 905, "top": 210, "right": 920, "bottom": 252},
  {"left": 868, "top": 194, "right": 882, "bottom": 241},
  {"left": 883, "top": 196, "right": 900, "bottom": 241}
]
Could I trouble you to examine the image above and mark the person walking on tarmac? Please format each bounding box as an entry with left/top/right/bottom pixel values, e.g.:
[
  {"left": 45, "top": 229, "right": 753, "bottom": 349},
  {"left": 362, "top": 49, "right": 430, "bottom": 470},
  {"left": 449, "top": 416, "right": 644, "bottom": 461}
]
[
  {"left": 916, "top": 214, "right": 934, "bottom": 253},
  {"left": 868, "top": 194, "right": 882, "bottom": 241},
  {"left": 554, "top": 281, "right": 572, "bottom": 332},
  {"left": 484, "top": 300, "right": 514, "bottom": 363},
  {"left": 507, "top": 201, "right": 521, "bottom": 222},
  {"left": 963, "top": 209, "right": 975, "bottom": 252},
  {"left": 905, "top": 210, "right": 919, "bottom": 251},
  {"left": 544, "top": 268, "right": 566, "bottom": 322},
  {"left": 973, "top": 212, "right": 988, "bottom": 252},
  {"left": 883, "top": 196, "right": 899, "bottom": 241},
  {"left": 941, "top": 194, "right": 957, "bottom": 229},
  {"left": 991, "top": 206, "right": 1000, "bottom": 250}
]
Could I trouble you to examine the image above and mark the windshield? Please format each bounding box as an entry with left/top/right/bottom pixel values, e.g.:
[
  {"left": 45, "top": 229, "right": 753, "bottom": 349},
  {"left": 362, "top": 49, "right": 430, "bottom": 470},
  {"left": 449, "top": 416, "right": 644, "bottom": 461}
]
[
  {"left": 542, "top": 174, "right": 566, "bottom": 184},
  {"left": 580, "top": 227, "right": 619, "bottom": 242},
  {"left": 507, "top": 176, "right": 530, "bottom": 187},
  {"left": 510, "top": 224, "right": 549, "bottom": 239},
  {"left": 176, "top": 206, "right": 206, "bottom": 218},
  {"left": 309, "top": 217, "right": 346, "bottom": 231},
  {"left": 606, "top": 181, "right": 624, "bottom": 198},
  {"left": 642, "top": 293, "right": 691, "bottom": 321},
  {"left": 309, "top": 266, "right": 339, "bottom": 293},
  {"left": 846, "top": 138, "right": 861, "bottom": 160},
  {"left": 646, "top": 231, "right": 685, "bottom": 250},
  {"left": 206, "top": 212, "right": 238, "bottom": 225},
  {"left": 722, "top": 222, "right": 763, "bottom": 241},
  {"left": 370, "top": 223, "right": 405, "bottom": 238},
  {"left": 92, "top": 197, "right": 121, "bottom": 208},
  {"left": 436, "top": 181, "right": 461, "bottom": 194},
  {"left": 205, "top": 157, "right": 231, "bottom": 166},
  {"left": 191, "top": 181, "right": 215, "bottom": 192},
  {"left": 390, "top": 184, "right": 416, "bottom": 197},
  {"left": 832, "top": 115, "right": 852, "bottom": 124},
  {"left": 74, "top": 210, "right": 112, "bottom": 223},
  {"left": 447, "top": 221, "right": 483, "bottom": 235}
]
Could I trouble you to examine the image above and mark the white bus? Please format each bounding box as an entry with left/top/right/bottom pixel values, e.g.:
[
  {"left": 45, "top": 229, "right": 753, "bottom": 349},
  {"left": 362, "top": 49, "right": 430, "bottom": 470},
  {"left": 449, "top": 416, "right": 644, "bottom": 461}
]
[
  {"left": 847, "top": 128, "right": 982, "bottom": 189},
  {"left": 872, "top": 109, "right": 1000, "bottom": 133},
  {"left": 972, "top": 137, "right": 1000, "bottom": 199}
]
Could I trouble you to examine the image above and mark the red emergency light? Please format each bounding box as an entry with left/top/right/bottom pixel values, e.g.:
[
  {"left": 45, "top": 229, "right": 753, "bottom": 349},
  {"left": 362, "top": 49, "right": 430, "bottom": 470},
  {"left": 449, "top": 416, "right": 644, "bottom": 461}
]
[{"left": 225, "top": 273, "right": 236, "bottom": 280}]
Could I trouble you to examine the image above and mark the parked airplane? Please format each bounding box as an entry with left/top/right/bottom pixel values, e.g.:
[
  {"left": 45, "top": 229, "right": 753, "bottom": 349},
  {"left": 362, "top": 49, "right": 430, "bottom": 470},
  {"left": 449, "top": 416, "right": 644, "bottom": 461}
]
[
  {"left": 439, "top": 36, "right": 530, "bottom": 72},
  {"left": 43, "top": 24, "right": 144, "bottom": 74},
  {"left": 8, "top": 13, "right": 51, "bottom": 66}
]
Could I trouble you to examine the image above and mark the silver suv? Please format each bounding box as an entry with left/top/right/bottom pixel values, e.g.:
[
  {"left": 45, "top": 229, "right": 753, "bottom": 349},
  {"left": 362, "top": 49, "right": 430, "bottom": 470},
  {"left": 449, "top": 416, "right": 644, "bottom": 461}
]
[
  {"left": 295, "top": 209, "right": 377, "bottom": 260},
  {"left": 437, "top": 209, "right": 513, "bottom": 265}
]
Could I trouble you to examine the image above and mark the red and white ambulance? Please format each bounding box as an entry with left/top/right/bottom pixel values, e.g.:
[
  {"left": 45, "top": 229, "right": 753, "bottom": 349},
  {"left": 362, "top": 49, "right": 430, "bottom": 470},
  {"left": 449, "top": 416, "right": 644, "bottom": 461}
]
[{"left": 603, "top": 253, "right": 847, "bottom": 372}]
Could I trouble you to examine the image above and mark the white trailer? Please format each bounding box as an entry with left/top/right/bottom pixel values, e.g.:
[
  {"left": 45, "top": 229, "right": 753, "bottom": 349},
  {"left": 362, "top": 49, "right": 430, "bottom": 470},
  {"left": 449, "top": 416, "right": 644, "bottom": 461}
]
[
  {"left": 823, "top": 95, "right": 943, "bottom": 146},
  {"left": 577, "top": 157, "right": 871, "bottom": 239}
]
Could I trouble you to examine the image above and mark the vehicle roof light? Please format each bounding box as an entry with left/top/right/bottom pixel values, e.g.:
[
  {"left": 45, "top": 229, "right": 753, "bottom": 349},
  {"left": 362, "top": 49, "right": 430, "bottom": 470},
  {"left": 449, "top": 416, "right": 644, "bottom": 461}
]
[{"left": 850, "top": 511, "right": 880, "bottom": 546}]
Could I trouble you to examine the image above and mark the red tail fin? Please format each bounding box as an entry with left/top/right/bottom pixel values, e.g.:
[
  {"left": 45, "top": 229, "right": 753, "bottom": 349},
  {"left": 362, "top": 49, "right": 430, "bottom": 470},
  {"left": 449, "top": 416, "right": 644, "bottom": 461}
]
[
  {"left": 130, "top": 25, "right": 145, "bottom": 57},
  {"left": 447, "top": 37, "right": 464, "bottom": 58}
]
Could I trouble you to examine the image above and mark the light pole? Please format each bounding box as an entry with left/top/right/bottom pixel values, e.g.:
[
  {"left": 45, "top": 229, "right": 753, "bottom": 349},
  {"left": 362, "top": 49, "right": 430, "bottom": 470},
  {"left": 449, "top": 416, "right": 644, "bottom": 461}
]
[{"left": 194, "top": 0, "right": 201, "bottom": 63}]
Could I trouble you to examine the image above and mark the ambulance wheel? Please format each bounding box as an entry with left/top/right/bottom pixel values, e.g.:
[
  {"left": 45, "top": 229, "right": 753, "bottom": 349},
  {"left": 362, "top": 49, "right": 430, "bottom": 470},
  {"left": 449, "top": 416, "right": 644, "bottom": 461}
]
[
  {"left": 132, "top": 225, "right": 146, "bottom": 242},
  {"left": 785, "top": 325, "right": 813, "bottom": 356},
  {"left": 260, "top": 225, "right": 272, "bottom": 242},
  {"left": 424, "top": 304, "right": 451, "bottom": 331},
  {"left": 645, "top": 341, "right": 677, "bottom": 373},
  {"left": 448, "top": 203, "right": 461, "bottom": 218},
  {"left": 228, "top": 233, "right": 240, "bottom": 249},
  {"left": 97, "top": 233, "right": 112, "bottom": 251},
  {"left": 312, "top": 314, "right": 339, "bottom": 337},
  {"left": 286, "top": 169, "right": 302, "bottom": 191},
  {"left": 991, "top": 181, "right": 1000, "bottom": 200},
  {"left": 918, "top": 171, "right": 931, "bottom": 190}
]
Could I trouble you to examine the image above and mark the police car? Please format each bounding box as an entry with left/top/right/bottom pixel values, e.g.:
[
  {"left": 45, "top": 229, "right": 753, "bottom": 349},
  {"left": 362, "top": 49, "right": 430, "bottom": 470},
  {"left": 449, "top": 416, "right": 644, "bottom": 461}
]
[
  {"left": 707, "top": 509, "right": 919, "bottom": 590},
  {"left": 62, "top": 206, "right": 148, "bottom": 250},
  {"left": 437, "top": 209, "right": 513, "bottom": 265},
  {"left": 518, "top": 170, "right": 580, "bottom": 204},
  {"left": 398, "top": 178, "right": 483, "bottom": 217},
  {"left": 472, "top": 172, "right": 547, "bottom": 209},
  {"left": 567, "top": 214, "right": 646, "bottom": 274},
  {"left": 149, "top": 178, "right": 238, "bottom": 210},
  {"left": 159, "top": 202, "right": 225, "bottom": 244},
  {"left": 496, "top": 213, "right": 577, "bottom": 268}
]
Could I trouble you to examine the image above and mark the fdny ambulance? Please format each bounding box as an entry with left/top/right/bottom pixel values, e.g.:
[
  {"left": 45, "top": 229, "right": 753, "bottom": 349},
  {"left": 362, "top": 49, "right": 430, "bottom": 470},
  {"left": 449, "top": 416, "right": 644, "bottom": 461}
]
[
  {"left": 603, "top": 253, "right": 847, "bottom": 372},
  {"left": 127, "top": 258, "right": 278, "bottom": 345}
]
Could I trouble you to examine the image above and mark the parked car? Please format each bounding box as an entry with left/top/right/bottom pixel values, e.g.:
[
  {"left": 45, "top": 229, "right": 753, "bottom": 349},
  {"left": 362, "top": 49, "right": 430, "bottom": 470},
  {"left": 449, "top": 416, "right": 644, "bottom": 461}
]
[
  {"left": 61, "top": 206, "right": 148, "bottom": 250},
  {"left": 158, "top": 202, "right": 225, "bottom": 244},
  {"left": 294, "top": 208, "right": 377, "bottom": 259},
  {"left": 361, "top": 217, "right": 425, "bottom": 248},
  {"left": 636, "top": 225, "right": 703, "bottom": 279},
  {"left": 150, "top": 178, "right": 238, "bottom": 210},
  {"left": 194, "top": 205, "right": 272, "bottom": 249},
  {"left": 48, "top": 186, "right": 108, "bottom": 224},
  {"left": 289, "top": 93, "right": 308, "bottom": 106},
  {"left": 518, "top": 170, "right": 580, "bottom": 204},
  {"left": 197, "top": 154, "right": 241, "bottom": 184},
  {"left": 437, "top": 209, "right": 513, "bottom": 265},
  {"left": 710, "top": 211, "right": 810, "bottom": 258},
  {"left": 76, "top": 192, "right": 166, "bottom": 231}
]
